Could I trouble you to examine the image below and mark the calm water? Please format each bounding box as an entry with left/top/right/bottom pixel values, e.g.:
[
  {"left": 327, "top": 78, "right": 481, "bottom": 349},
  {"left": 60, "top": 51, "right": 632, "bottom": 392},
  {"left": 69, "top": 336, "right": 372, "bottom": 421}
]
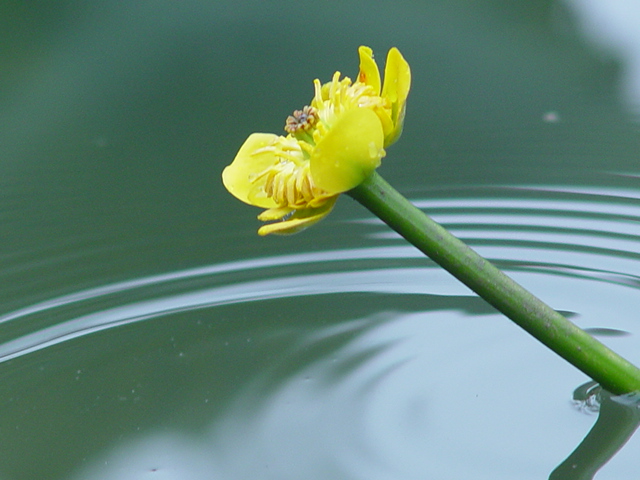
[{"left": 1, "top": 1, "right": 640, "bottom": 479}]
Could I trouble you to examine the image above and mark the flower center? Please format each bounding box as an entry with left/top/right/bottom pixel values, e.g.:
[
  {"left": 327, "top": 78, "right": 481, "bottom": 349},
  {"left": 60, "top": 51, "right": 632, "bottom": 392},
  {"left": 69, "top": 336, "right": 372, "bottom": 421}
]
[
  {"left": 253, "top": 159, "right": 328, "bottom": 208},
  {"left": 285, "top": 106, "right": 318, "bottom": 134},
  {"left": 250, "top": 137, "right": 328, "bottom": 208},
  {"left": 249, "top": 72, "right": 387, "bottom": 210}
]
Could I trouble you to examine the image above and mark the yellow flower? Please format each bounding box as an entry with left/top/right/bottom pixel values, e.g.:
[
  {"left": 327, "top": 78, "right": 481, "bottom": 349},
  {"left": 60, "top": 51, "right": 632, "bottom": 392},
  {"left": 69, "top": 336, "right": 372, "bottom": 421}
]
[
  {"left": 356, "top": 46, "right": 411, "bottom": 147},
  {"left": 222, "top": 46, "right": 411, "bottom": 236}
]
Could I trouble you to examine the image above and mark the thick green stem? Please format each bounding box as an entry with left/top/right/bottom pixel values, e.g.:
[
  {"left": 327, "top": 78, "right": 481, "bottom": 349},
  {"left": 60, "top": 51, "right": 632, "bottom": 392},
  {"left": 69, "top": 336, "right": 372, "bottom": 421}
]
[{"left": 348, "top": 172, "right": 640, "bottom": 395}]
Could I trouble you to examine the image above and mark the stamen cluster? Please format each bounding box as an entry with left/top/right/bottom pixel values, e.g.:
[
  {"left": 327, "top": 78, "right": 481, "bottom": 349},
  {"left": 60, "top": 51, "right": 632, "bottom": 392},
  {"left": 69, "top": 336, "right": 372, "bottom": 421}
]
[{"left": 285, "top": 106, "right": 318, "bottom": 134}]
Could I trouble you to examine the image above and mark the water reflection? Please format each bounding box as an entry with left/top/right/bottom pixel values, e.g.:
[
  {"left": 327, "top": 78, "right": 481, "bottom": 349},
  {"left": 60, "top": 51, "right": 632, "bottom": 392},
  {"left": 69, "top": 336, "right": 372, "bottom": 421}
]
[
  {"left": 5, "top": 185, "right": 640, "bottom": 364},
  {"left": 551, "top": 383, "right": 640, "bottom": 480},
  {"left": 563, "top": 0, "right": 640, "bottom": 113},
  {"left": 0, "top": 186, "right": 637, "bottom": 479},
  {"left": 0, "top": 251, "right": 471, "bottom": 363}
]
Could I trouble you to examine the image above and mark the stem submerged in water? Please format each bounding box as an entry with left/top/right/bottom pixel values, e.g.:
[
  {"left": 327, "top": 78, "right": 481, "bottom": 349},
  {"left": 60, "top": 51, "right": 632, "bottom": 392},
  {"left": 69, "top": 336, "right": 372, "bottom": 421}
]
[{"left": 348, "top": 172, "right": 640, "bottom": 395}]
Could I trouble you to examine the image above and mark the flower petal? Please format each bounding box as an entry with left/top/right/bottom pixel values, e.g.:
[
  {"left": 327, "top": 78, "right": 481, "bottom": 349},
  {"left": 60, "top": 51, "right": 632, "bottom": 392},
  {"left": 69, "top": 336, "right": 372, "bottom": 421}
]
[
  {"left": 258, "top": 197, "right": 338, "bottom": 236},
  {"left": 222, "top": 133, "right": 281, "bottom": 208},
  {"left": 257, "top": 206, "right": 294, "bottom": 221},
  {"left": 357, "top": 46, "right": 381, "bottom": 96},
  {"left": 310, "top": 108, "right": 385, "bottom": 194},
  {"left": 381, "top": 47, "right": 411, "bottom": 146}
]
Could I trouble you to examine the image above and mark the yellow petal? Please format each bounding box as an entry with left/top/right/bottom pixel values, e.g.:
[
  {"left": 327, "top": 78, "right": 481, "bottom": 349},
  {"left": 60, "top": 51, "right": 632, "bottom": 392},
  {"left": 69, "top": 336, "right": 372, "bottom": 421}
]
[
  {"left": 357, "top": 46, "right": 381, "bottom": 96},
  {"left": 257, "top": 206, "right": 294, "bottom": 221},
  {"left": 258, "top": 197, "right": 338, "bottom": 236},
  {"left": 222, "top": 133, "right": 281, "bottom": 208},
  {"left": 310, "top": 108, "right": 385, "bottom": 194},
  {"left": 381, "top": 47, "right": 411, "bottom": 146},
  {"left": 371, "top": 105, "right": 394, "bottom": 143}
]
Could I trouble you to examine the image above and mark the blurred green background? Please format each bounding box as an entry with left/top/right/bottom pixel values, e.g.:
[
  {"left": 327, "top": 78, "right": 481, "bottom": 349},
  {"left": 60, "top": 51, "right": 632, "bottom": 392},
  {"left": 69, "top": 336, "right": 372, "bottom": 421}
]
[{"left": 2, "top": 0, "right": 639, "bottom": 301}]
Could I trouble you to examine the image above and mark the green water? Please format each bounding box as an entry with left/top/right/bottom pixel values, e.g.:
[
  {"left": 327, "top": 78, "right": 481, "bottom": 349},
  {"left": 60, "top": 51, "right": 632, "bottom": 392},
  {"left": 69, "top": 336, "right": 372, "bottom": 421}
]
[{"left": 1, "top": 1, "right": 640, "bottom": 479}]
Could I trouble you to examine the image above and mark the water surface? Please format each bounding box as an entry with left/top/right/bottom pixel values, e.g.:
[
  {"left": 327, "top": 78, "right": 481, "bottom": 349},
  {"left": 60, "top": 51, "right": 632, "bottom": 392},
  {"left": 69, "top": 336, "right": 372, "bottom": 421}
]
[{"left": 1, "top": 1, "right": 640, "bottom": 479}]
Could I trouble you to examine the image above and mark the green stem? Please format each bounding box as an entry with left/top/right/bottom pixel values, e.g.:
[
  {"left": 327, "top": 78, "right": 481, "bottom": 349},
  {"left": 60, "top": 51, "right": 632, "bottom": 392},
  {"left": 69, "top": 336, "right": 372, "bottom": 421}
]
[{"left": 348, "top": 171, "right": 640, "bottom": 395}]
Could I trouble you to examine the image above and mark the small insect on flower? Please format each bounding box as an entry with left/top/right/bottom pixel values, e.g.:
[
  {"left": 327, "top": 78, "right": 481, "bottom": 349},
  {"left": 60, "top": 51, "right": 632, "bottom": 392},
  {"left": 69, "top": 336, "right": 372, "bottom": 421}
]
[{"left": 222, "top": 46, "right": 411, "bottom": 236}]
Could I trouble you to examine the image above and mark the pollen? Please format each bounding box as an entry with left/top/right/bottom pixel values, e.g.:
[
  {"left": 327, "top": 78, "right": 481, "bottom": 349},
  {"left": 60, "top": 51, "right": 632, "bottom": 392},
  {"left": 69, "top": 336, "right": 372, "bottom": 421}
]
[{"left": 285, "top": 105, "right": 318, "bottom": 134}]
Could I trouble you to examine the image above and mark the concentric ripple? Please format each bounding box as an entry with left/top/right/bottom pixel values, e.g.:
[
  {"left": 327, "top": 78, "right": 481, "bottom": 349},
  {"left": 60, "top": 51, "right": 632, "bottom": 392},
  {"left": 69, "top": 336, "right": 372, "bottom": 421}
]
[{"left": 4, "top": 185, "right": 640, "bottom": 480}]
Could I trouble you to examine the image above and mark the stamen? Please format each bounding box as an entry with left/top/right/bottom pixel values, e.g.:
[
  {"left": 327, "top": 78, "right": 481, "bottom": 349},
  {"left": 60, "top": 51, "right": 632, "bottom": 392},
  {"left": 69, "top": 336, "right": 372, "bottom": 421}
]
[
  {"left": 284, "top": 105, "right": 318, "bottom": 134},
  {"left": 250, "top": 67, "right": 389, "bottom": 213},
  {"left": 313, "top": 79, "right": 323, "bottom": 105}
]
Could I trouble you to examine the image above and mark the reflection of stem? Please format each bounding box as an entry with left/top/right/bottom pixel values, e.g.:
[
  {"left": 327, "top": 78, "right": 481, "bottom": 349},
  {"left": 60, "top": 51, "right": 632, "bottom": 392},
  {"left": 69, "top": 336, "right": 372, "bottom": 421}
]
[
  {"left": 549, "top": 385, "right": 640, "bottom": 480},
  {"left": 348, "top": 172, "right": 640, "bottom": 394}
]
